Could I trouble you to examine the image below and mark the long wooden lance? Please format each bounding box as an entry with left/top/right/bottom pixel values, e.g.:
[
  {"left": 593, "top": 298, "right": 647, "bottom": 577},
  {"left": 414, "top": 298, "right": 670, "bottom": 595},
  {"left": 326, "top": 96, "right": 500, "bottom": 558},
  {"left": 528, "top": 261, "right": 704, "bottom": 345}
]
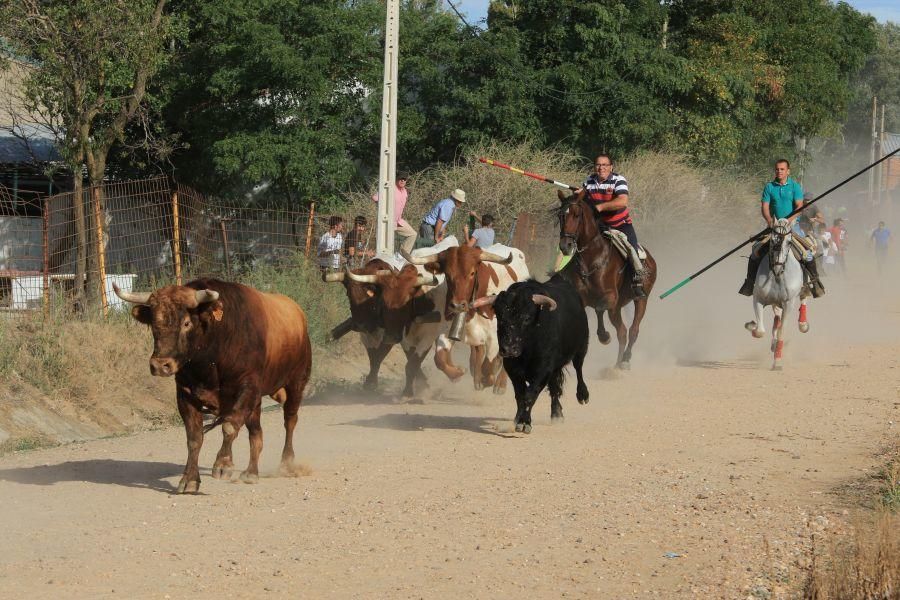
[
  {"left": 659, "top": 147, "right": 900, "bottom": 300},
  {"left": 479, "top": 158, "right": 578, "bottom": 190}
]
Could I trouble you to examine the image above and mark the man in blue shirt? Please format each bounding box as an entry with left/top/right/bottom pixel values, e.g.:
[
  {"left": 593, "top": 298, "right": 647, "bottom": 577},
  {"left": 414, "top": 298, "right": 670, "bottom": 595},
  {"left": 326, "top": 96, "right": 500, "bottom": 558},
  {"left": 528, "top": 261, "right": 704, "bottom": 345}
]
[
  {"left": 871, "top": 221, "right": 892, "bottom": 274},
  {"left": 420, "top": 188, "right": 466, "bottom": 245},
  {"left": 739, "top": 159, "right": 824, "bottom": 297}
]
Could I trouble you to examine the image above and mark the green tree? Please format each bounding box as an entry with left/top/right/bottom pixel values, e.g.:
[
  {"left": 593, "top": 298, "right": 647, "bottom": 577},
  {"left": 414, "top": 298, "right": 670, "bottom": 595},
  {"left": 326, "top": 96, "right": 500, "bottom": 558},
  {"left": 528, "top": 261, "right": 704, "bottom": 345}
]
[
  {"left": 163, "top": 0, "right": 380, "bottom": 204},
  {"left": 0, "top": 0, "right": 173, "bottom": 306},
  {"left": 847, "top": 22, "right": 900, "bottom": 142}
]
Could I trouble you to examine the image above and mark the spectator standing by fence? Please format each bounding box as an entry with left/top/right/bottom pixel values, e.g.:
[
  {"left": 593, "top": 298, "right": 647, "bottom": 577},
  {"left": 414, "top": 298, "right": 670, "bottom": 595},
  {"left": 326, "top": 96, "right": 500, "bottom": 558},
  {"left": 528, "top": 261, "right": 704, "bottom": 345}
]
[
  {"left": 372, "top": 173, "right": 417, "bottom": 254},
  {"left": 344, "top": 215, "right": 373, "bottom": 269},
  {"left": 317, "top": 216, "right": 344, "bottom": 273}
]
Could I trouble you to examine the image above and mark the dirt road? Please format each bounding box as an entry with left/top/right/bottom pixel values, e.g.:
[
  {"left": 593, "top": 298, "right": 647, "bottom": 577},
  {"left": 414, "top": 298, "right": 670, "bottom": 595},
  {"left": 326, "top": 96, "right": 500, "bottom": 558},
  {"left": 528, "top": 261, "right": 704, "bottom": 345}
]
[{"left": 0, "top": 257, "right": 897, "bottom": 598}]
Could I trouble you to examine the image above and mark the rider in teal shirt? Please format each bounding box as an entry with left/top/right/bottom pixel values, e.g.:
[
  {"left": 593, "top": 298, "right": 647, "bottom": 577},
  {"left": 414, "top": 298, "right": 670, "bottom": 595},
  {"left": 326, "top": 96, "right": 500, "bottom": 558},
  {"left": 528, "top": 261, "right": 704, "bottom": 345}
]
[
  {"left": 739, "top": 159, "right": 824, "bottom": 298},
  {"left": 762, "top": 177, "right": 803, "bottom": 219}
]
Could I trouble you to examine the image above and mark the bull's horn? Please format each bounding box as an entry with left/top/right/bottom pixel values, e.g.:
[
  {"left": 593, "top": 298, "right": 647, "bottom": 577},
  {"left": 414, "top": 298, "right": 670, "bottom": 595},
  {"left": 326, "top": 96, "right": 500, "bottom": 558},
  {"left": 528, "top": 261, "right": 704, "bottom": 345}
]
[
  {"left": 479, "top": 249, "right": 513, "bottom": 264},
  {"left": 195, "top": 289, "right": 220, "bottom": 304},
  {"left": 471, "top": 295, "right": 498, "bottom": 309},
  {"left": 531, "top": 294, "right": 557, "bottom": 311},
  {"left": 401, "top": 247, "right": 439, "bottom": 265},
  {"left": 414, "top": 274, "right": 438, "bottom": 287},
  {"left": 346, "top": 267, "right": 380, "bottom": 284},
  {"left": 323, "top": 271, "right": 346, "bottom": 283},
  {"left": 112, "top": 283, "right": 151, "bottom": 305}
]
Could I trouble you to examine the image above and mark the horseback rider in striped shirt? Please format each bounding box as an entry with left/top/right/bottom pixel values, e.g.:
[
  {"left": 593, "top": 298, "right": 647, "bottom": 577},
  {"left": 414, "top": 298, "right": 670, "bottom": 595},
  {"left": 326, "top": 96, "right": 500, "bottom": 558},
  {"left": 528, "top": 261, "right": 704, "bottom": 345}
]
[{"left": 575, "top": 154, "right": 647, "bottom": 298}]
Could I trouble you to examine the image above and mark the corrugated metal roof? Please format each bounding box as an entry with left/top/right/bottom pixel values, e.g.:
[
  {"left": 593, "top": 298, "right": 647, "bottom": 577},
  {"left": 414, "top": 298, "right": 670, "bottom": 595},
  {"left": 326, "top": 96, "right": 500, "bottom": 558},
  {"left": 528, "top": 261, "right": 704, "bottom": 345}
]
[
  {"left": 0, "top": 125, "right": 60, "bottom": 164},
  {"left": 884, "top": 132, "right": 900, "bottom": 155}
]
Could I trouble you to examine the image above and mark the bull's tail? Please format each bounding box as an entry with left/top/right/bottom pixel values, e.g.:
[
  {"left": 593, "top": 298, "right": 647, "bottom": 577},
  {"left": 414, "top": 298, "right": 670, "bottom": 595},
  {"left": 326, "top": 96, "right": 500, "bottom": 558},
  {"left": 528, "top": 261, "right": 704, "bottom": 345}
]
[{"left": 202, "top": 415, "right": 226, "bottom": 434}]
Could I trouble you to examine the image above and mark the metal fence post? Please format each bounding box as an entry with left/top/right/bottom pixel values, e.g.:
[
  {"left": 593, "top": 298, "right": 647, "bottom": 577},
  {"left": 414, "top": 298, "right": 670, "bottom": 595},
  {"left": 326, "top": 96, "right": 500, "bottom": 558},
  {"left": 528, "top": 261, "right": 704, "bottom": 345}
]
[
  {"left": 304, "top": 202, "right": 316, "bottom": 257},
  {"left": 91, "top": 185, "right": 108, "bottom": 317},
  {"left": 219, "top": 219, "right": 231, "bottom": 279},
  {"left": 172, "top": 190, "right": 183, "bottom": 285},
  {"left": 42, "top": 197, "right": 50, "bottom": 318}
]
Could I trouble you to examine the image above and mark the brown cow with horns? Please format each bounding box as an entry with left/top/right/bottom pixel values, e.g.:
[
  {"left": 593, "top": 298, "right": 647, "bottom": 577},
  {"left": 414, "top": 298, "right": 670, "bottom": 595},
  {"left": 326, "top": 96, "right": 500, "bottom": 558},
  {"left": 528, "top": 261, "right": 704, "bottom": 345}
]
[{"left": 114, "top": 278, "right": 312, "bottom": 494}]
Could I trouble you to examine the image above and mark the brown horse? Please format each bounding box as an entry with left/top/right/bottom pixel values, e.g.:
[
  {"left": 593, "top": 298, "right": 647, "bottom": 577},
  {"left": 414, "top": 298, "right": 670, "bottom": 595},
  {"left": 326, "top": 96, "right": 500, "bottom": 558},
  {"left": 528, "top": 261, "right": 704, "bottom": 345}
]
[{"left": 556, "top": 190, "right": 657, "bottom": 369}]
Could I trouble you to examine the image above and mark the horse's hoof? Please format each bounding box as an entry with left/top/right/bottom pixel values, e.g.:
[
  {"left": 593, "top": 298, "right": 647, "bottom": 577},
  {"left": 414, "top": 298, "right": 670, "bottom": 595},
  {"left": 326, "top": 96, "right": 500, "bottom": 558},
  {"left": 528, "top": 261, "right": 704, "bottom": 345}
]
[
  {"left": 239, "top": 471, "right": 259, "bottom": 484},
  {"left": 799, "top": 322, "right": 809, "bottom": 333},
  {"left": 617, "top": 361, "right": 631, "bottom": 371},
  {"left": 597, "top": 332, "right": 611, "bottom": 345},
  {"left": 473, "top": 381, "right": 484, "bottom": 391},
  {"left": 514, "top": 422, "right": 524, "bottom": 433},
  {"left": 177, "top": 478, "right": 200, "bottom": 494},
  {"left": 551, "top": 414, "right": 564, "bottom": 424},
  {"left": 211, "top": 465, "right": 232, "bottom": 480},
  {"left": 744, "top": 321, "right": 756, "bottom": 332},
  {"left": 522, "top": 424, "right": 532, "bottom": 434},
  {"left": 493, "top": 385, "right": 506, "bottom": 396},
  {"left": 751, "top": 330, "right": 764, "bottom": 339},
  {"left": 577, "top": 388, "right": 589, "bottom": 404}
]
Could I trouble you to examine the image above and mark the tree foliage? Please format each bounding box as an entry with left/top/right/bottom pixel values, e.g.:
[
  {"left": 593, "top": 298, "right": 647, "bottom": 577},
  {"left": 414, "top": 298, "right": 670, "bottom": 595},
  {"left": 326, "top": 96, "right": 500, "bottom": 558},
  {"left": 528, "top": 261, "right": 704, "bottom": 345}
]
[{"left": 6, "top": 0, "right": 880, "bottom": 203}]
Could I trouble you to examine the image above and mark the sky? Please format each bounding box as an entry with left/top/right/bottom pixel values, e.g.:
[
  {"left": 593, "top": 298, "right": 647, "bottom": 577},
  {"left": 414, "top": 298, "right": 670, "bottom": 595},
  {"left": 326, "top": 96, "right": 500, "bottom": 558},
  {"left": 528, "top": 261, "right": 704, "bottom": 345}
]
[{"left": 451, "top": 0, "right": 900, "bottom": 26}]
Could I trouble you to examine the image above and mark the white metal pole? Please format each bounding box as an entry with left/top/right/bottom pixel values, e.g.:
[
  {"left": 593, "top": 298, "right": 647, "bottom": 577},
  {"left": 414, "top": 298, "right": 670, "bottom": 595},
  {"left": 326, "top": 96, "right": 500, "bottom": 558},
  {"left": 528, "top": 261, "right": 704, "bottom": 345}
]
[
  {"left": 375, "top": 0, "right": 400, "bottom": 257},
  {"left": 868, "top": 95, "right": 877, "bottom": 205}
]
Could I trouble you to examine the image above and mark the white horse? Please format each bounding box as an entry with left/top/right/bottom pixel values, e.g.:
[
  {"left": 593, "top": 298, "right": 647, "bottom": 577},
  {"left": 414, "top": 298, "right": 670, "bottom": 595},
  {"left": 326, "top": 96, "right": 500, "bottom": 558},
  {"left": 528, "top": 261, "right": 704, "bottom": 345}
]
[{"left": 744, "top": 218, "right": 810, "bottom": 370}]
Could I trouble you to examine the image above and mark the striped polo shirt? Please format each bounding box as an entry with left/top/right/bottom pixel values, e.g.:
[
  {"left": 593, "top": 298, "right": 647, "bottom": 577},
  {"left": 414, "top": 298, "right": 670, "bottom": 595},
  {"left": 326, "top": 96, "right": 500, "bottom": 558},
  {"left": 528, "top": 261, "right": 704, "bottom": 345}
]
[{"left": 583, "top": 172, "right": 632, "bottom": 227}]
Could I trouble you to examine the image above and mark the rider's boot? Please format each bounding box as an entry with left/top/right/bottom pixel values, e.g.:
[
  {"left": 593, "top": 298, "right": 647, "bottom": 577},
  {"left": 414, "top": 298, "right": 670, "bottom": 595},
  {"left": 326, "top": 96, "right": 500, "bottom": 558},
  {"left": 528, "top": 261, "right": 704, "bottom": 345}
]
[
  {"left": 631, "top": 268, "right": 647, "bottom": 299},
  {"left": 738, "top": 254, "right": 761, "bottom": 296},
  {"left": 626, "top": 245, "right": 648, "bottom": 299},
  {"left": 804, "top": 259, "right": 825, "bottom": 298}
]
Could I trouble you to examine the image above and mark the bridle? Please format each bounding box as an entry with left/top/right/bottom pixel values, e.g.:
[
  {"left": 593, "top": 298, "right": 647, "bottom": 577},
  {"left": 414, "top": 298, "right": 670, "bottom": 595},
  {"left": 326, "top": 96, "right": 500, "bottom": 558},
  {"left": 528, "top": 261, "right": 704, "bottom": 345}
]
[
  {"left": 768, "top": 220, "right": 792, "bottom": 277},
  {"left": 558, "top": 197, "right": 611, "bottom": 279},
  {"left": 558, "top": 199, "right": 586, "bottom": 254}
]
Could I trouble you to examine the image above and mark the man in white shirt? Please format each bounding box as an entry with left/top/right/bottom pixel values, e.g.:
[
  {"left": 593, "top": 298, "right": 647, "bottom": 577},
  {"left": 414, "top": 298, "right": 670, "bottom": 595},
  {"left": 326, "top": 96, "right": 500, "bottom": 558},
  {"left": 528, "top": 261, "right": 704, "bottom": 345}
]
[{"left": 317, "top": 215, "right": 344, "bottom": 272}]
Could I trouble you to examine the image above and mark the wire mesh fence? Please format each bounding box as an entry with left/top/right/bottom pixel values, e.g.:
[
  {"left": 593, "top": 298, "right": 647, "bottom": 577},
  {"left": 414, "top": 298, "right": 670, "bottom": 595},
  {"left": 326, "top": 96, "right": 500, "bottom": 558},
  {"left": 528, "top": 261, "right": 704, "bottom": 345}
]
[{"left": 0, "top": 176, "right": 553, "bottom": 318}]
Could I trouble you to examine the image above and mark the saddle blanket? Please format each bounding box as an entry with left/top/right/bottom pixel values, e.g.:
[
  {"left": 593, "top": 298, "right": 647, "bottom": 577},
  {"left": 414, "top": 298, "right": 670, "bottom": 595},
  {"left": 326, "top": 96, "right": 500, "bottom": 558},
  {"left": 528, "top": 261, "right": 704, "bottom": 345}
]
[
  {"left": 751, "top": 233, "right": 817, "bottom": 262},
  {"left": 603, "top": 229, "right": 647, "bottom": 260}
]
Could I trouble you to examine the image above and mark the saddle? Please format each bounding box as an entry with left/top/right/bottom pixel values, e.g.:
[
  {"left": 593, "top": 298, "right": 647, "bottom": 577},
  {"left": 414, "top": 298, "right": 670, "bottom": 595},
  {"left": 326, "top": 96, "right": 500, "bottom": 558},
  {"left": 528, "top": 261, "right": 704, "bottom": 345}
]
[{"left": 603, "top": 229, "right": 647, "bottom": 261}]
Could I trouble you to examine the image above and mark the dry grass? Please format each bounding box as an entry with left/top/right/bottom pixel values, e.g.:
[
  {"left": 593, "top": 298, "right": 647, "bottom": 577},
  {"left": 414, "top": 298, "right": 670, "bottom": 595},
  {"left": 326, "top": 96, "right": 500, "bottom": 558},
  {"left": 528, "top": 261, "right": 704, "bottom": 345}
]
[
  {"left": 0, "top": 312, "right": 174, "bottom": 453},
  {"left": 801, "top": 444, "right": 900, "bottom": 599},
  {"left": 802, "top": 512, "right": 899, "bottom": 599},
  {"left": 344, "top": 142, "right": 760, "bottom": 257}
]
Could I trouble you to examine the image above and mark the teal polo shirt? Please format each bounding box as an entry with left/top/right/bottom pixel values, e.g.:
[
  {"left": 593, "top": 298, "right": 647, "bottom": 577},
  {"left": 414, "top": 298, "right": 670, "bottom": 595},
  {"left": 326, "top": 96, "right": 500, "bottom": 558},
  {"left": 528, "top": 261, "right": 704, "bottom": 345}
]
[{"left": 761, "top": 177, "right": 803, "bottom": 219}]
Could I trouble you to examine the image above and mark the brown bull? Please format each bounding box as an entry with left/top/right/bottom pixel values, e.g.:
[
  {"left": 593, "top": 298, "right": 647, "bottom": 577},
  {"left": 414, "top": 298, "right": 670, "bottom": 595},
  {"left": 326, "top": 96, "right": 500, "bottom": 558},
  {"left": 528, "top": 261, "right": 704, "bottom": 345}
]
[
  {"left": 114, "top": 278, "right": 312, "bottom": 494},
  {"left": 326, "top": 260, "right": 460, "bottom": 398}
]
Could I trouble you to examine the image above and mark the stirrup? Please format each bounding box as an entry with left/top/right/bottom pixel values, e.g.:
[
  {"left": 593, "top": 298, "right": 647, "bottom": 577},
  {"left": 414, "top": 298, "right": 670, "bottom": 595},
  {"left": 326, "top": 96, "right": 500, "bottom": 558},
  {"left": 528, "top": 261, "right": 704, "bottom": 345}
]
[{"left": 631, "top": 273, "right": 647, "bottom": 298}]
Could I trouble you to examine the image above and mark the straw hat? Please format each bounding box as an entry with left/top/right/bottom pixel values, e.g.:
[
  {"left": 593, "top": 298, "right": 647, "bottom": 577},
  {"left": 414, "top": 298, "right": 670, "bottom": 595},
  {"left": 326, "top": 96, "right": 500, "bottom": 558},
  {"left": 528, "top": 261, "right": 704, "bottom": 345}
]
[{"left": 450, "top": 189, "right": 466, "bottom": 203}]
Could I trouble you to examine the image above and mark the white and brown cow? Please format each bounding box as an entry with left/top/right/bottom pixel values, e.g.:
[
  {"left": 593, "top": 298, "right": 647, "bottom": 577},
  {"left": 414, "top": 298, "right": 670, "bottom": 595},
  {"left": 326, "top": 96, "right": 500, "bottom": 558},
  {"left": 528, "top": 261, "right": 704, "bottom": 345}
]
[{"left": 403, "top": 244, "right": 530, "bottom": 393}]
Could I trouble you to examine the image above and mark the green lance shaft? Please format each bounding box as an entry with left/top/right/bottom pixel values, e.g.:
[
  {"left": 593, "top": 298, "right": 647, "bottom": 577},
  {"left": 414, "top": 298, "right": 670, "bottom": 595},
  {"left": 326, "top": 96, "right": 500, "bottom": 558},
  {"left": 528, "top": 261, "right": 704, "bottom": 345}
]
[{"left": 659, "top": 147, "right": 900, "bottom": 300}]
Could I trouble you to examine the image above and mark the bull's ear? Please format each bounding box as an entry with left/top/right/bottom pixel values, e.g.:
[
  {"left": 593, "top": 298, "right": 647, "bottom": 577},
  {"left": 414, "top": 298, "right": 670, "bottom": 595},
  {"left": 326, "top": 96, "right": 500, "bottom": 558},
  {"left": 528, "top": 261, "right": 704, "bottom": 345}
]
[
  {"left": 131, "top": 305, "right": 152, "bottom": 325},
  {"left": 197, "top": 300, "right": 224, "bottom": 326},
  {"left": 424, "top": 261, "right": 443, "bottom": 275}
]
